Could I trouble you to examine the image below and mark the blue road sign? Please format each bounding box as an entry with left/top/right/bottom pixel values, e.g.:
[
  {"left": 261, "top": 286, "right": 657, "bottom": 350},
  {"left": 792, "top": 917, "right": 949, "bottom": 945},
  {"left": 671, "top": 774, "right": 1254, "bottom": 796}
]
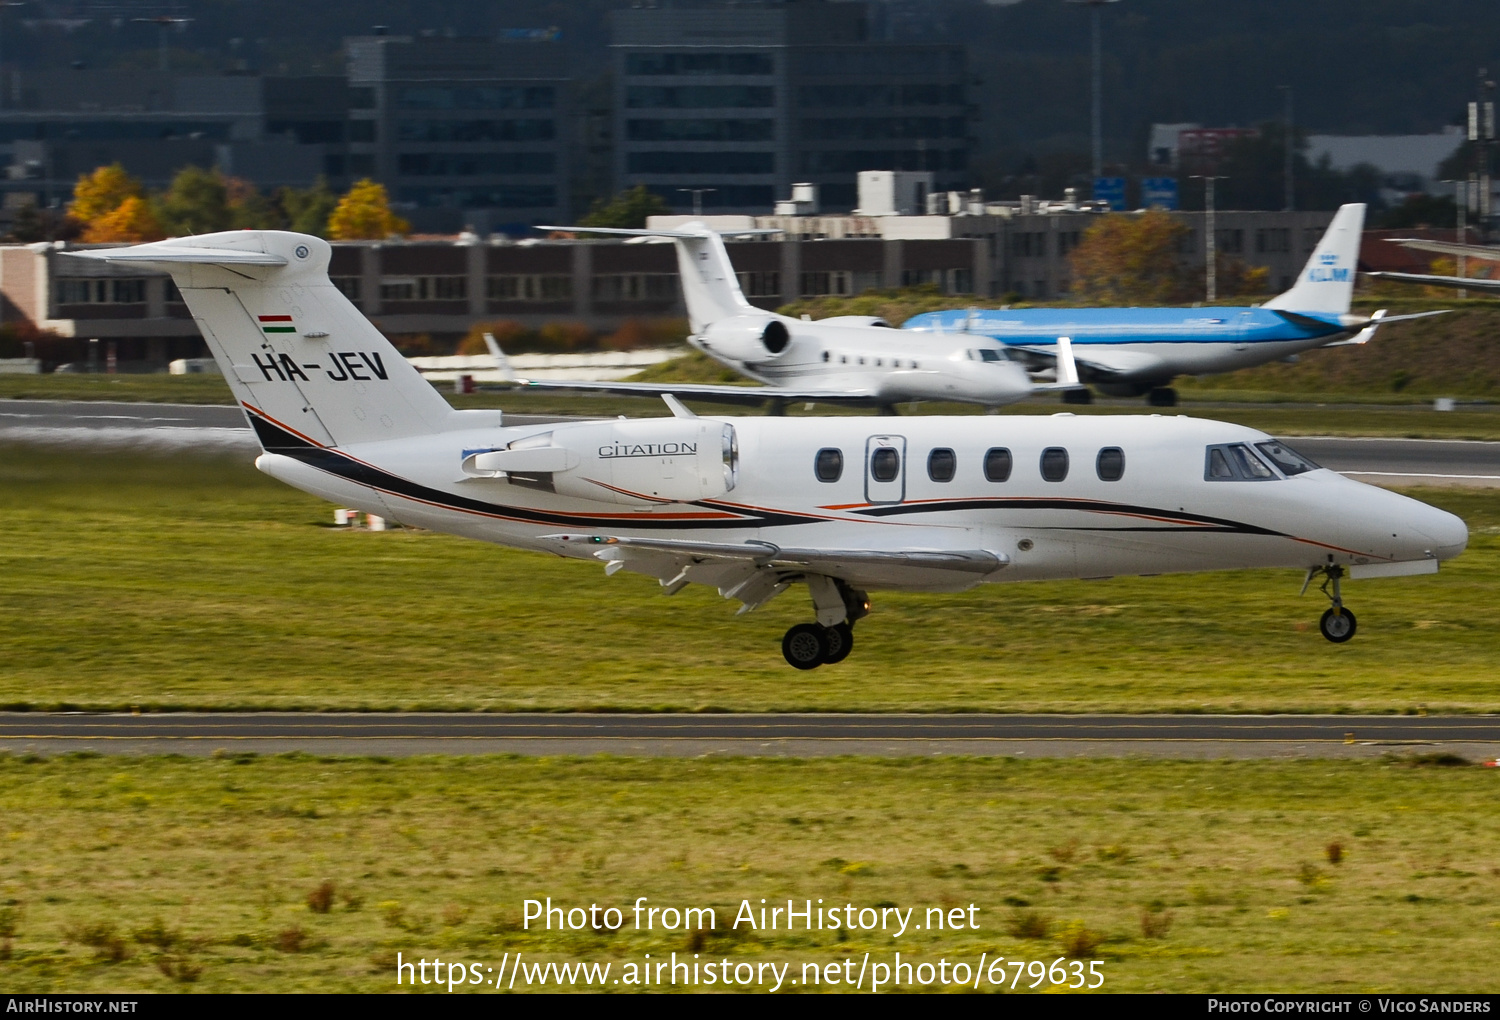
[
  {"left": 1142, "top": 177, "right": 1179, "bottom": 210},
  {"left": 1092, "top": 176, "right": 1127, "bottom": 211}
]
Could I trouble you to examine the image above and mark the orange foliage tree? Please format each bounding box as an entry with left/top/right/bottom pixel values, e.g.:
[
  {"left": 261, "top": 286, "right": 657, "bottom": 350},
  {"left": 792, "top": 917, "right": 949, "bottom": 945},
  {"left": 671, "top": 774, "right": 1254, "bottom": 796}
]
[
  {"left": 1068, "top": 209, "right": 1195, "bottom": 305},
  {"left": 327, "top": 179, "right": 409, "bottom": 240},
  {"left": 82, "top": 195, "right": 165, "bottom": 243}
]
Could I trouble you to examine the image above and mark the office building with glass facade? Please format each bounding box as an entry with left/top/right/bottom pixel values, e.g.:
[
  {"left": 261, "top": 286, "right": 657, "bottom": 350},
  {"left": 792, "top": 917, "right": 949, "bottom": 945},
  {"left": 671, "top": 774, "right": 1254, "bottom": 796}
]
[
  {"left": 346, "top": 34, "right": 570, "bottom": 234},
  {"left": 613, "top": 0, "right": 970, "bottom": 214}
]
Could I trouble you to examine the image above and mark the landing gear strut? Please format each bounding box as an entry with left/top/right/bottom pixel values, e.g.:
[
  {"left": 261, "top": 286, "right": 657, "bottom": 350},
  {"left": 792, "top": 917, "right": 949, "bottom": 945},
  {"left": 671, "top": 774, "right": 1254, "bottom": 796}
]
[
  {"left": 1147, "top": 386, "right": 1178, "bottom": 407},
  {"left": 1306, "top": 565, "right": 1357, "bottom": 643},
  {"left": 780, "top": 579, "right": 868, "bottom": 668}
]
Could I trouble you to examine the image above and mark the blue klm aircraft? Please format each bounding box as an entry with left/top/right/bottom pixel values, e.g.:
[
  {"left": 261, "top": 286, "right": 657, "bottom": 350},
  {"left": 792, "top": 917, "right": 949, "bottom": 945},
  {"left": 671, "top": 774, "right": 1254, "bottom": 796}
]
[{"left": 903, "top": 204, "right": 1445, "bottom": 406}]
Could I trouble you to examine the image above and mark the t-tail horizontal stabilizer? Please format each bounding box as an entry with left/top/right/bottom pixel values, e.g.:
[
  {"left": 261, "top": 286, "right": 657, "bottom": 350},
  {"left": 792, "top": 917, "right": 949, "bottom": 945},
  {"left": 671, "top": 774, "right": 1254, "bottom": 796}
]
[
  {"left": 537, "top": 222, "right": 780, "bottom": 333},
  {"left": 65, "top": 231, "right": 456, "bottom": 449}
]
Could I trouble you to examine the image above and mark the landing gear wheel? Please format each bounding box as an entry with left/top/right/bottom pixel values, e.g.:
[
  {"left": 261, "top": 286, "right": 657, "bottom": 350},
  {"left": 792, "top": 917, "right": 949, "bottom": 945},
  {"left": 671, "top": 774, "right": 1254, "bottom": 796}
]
[
  {"left": 1147, "top": 386, "right": 1178, "bottom": 407},
  {"left": 782, "top": 623, "right": 828, "bottom": 670},
  {"left": 821, "top": 622, "right": 854, "bottom": 664},
  {"left": 1319, "top": 607, "right": 1357, "bottom": 643},
  {"left": 1062, "top": 388, "right": 1093, "bottom": 405}
]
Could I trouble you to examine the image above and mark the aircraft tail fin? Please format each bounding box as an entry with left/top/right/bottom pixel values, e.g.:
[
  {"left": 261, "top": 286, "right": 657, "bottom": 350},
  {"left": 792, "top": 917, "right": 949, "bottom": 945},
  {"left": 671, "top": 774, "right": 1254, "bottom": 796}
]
[
  {"left": 68, "top": 231, "right": 454, "bottom": 450},
  {"left": 1263, "top": 203, "right": 1366, "bottom": 313},
  {"left": 538, "top": 223, "right": 779, "bottom": 333}
]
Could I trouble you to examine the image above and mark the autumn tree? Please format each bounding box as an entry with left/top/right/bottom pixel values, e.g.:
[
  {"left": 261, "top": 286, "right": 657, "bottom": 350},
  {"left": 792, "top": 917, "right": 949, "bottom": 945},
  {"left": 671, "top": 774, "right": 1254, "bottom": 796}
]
[
  {"left": 70, "top": 164, "right": 144, "bottom": 225},
  {"left": 83, "top": 195, "right": 164, "bottom": 243},
  {"left": 327, "top": 179, "right": 409, "bottom": 240},
  {"left": 578, "top": 184, "right": 670, "bottom": 229},
  {"left": 1068, "top": 209, "right": 1195, "bottom": 305}
]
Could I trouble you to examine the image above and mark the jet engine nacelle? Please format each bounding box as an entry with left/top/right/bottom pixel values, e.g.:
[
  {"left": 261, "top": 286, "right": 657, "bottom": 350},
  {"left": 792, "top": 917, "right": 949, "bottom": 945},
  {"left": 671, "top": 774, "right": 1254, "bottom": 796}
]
[
  {"left": 468, "top": 418, "right": 738, "bottom": 506},
  {"left": 694, "top": 315, "right": 793, "bottom": 364}
]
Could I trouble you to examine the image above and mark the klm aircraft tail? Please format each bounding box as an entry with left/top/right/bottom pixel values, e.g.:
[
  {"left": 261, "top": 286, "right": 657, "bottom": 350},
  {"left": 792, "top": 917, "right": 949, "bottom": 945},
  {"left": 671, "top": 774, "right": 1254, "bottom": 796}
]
[
  {"left": 1263, "top": 203, "right": 1366, "bottom": 314},
  {"left": 538, "top": 222, "right": 779, "bottom": 333},
  {"left": 68, "top": 231, "right": 454, "bottom": 450}
]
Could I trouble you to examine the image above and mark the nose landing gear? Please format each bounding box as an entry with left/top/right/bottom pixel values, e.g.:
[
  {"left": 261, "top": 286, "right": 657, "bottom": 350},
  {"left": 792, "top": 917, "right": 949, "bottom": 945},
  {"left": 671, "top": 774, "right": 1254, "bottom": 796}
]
[
  {"left": 780, "top": 578, "right": 868, "bottom": 668},
  {"left": 1305, "top": 565, "right": 1358, "bottom": 643}
]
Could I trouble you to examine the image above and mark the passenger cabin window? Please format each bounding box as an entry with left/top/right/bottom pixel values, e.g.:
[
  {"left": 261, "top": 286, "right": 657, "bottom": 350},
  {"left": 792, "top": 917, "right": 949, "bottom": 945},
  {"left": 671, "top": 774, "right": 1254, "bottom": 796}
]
[
  {"left": 815, "top": 448, "right": 843, "bottom": 482},
  {"left": 927, "top": 448, "right": 956, "bottom": 482},
  {"left": 1096, "top": 447, "right": 1125, "bottom": 481},
  {"left": 983, "top": 447, "right": 1012, "bottom": 482},
  {"left": 1255, "top": 441, "right": 1319, "bottom": 476},
  {"left": 1040, "top": 447, "right": 1069, "bottom": 482},
  {"left": 1205, "top": 443, "right": 1276, "bottom": 480},
  {"left": 870, "top": 447, "right": 901, "bottom": 482}
]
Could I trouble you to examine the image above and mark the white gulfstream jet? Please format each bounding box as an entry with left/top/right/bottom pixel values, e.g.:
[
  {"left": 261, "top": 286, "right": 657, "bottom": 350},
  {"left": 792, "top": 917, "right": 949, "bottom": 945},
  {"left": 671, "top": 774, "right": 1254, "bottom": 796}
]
[
  {"left": 72, "top": 232, "right": 1468, "bottom": 668},
  {"left": 518, "top": 222, "right": 1081, "bottom": 411}
]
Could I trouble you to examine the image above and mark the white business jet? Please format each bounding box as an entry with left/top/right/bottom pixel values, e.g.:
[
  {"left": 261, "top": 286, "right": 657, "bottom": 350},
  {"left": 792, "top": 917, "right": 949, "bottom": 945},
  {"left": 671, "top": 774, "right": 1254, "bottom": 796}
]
[
  {"left": 511, "top": 221, "right": 1080, "bottom": 411},
  {"left": 72, "top": 232, "right": 1468, "bottom": 668}
]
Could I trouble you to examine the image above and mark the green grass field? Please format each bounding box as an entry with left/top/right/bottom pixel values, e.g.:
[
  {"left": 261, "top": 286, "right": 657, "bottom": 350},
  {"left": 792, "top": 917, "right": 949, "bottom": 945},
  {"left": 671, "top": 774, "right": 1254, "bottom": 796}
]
[
  {"left": 1, "top": 445, "right": 1497, "bottom": 714},
  {"left": 6, "top": 371, "right": 1500, "bottom": 440},
  {"left": 1, "top": 753, "right": 1496, "bottom": 993}
]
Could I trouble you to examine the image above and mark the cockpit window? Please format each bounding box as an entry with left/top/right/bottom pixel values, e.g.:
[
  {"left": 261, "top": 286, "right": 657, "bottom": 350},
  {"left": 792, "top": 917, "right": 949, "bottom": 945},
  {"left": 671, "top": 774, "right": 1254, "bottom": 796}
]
[
  {"left": 1205, "top": 443, "right": 1276, "bottom": 480},
  {"left": 978, "top": 348, "right": 1005, "bottom": 363},
  {"left": 1256, "top": 441, "right": 1320, "bottom": 476}
]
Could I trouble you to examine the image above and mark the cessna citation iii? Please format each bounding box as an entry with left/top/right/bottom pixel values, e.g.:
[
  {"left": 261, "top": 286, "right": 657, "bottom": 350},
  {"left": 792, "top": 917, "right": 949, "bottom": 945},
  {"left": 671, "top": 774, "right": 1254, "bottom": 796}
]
[
  {"left": 508, "top": 222, "right": 1081, "bottom": 411},
  {"left": 72, "top": 231, "right": 1468, "bottom": 669},
  {"left": 904, "top": 204, "right": 1447, "bottom": 406}
]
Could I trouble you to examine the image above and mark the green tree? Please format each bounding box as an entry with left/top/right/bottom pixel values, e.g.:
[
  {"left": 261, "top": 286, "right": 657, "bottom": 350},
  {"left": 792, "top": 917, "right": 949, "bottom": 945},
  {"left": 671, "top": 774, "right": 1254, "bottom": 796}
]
[
  {"left": 156, "top": 165, "right": 231, "bottom": 236},
  {"left": 1068, "top": 209, "right": 1194, "bottom": 305},
  {"left": 276, "top": 178, "right": 339, "bottom": 237},
  {"left": 578, "top": 184, "right": 671, "bottom": 229},
  {"left": 224, "top": 176, "right": 280, "bottom": 230}
]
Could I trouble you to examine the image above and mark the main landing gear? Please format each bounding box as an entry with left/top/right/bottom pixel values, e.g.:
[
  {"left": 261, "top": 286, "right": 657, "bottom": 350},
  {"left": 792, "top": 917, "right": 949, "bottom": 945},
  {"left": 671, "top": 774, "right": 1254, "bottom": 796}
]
[
  {"left": 1305, "top": 564, "right": 1357, "bottom": 643},
  {"left": 780, "top": 578, "right": 869, "bottom": 669}
]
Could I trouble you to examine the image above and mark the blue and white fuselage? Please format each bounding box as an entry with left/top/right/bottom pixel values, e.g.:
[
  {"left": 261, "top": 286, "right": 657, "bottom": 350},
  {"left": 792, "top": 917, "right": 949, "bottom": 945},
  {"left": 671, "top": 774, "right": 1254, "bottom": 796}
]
[
  {"left": 903, "top": 204, "right": 1429, "bottom": 400},
  {"left": 902, "top": 305, "right": 1353, "bottom": 389}
]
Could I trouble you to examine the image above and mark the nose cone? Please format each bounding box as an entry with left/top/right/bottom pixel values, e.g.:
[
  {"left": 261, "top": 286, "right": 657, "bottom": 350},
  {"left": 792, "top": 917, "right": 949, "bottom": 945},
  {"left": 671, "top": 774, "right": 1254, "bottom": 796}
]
[{"left": 1414, "top": 504, "right": 1469, "bottom": 561}]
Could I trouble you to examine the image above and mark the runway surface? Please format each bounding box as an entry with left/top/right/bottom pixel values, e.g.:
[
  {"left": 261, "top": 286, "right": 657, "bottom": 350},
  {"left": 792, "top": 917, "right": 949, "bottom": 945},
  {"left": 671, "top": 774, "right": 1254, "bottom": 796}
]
[
  {"left": 3, "top": 399, "right": 1498, "bottom": 484},
  {"left": 2, "top": 713, "right": 1496, "bottom": 759}
]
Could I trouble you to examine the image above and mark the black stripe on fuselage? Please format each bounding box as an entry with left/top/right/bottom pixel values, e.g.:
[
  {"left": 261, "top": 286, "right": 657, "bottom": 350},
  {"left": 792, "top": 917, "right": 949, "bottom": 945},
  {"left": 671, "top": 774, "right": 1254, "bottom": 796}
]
[
  {"left": 247, "top": 410, "right": 1285, "bottom": 538},
  {"left": 248, "top": 410, "right": 821, "bottom": 531},
  {"left": 848, "top": 497, "right": 1286, "bottom": 537}
]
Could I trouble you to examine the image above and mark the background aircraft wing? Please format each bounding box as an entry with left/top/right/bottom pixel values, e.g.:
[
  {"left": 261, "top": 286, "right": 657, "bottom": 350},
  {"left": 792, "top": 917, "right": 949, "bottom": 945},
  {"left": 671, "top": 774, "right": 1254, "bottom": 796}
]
[
  {"left": 1391, "top": 238, "right": 1500, "bottom": 262},
  {"left": 497, "top": 378, "right": 890, "bottom": 407},
  {"left": 1365, "top": 270, "right": 1500, "bottom": 292},
  {"left": 1008, "top": 343, "right": 1167, "bottom": 385}
]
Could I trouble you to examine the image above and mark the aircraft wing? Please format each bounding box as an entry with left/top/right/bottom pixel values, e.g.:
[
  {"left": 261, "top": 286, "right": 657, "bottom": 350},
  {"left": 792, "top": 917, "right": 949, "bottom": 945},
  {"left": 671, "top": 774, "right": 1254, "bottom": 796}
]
[
  {"left": 1365, "top": 270, "right": 1500, "bottom": 292},
  {"left": 537, "top": 533, "right": 1007, "bottom": 611},
  {"left": 1008, "top": 343, "right": 1166, "bottom": 384},
  {"left": 499, "top": 378, "right": 887, "bottom": 408},
  {"left": 1390, "top": 238, "right": 1500, "bottom": 262}
]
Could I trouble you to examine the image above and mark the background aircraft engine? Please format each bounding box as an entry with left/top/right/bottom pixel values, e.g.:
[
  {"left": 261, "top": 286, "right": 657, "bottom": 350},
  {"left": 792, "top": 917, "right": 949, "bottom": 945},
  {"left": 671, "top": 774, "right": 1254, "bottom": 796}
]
[
  {"left": 695, "top": 315, "right": 793, "bottom": 364},
  {"left": 480, "top": 419, "right": 739, "bottom": 506}
]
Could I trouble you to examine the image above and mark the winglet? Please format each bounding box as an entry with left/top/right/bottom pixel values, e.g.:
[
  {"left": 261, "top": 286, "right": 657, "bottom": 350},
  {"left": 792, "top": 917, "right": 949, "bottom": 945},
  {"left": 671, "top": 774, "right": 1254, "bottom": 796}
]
[
  {"left": 1055, "top": 335, "right": 1080, "bottom": 386},
  {"left": 482, "top": 332, "right": 517, "bottom": 382},
  {"left": 662, "top": 394, "right": 697, "bottom": 419}
]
